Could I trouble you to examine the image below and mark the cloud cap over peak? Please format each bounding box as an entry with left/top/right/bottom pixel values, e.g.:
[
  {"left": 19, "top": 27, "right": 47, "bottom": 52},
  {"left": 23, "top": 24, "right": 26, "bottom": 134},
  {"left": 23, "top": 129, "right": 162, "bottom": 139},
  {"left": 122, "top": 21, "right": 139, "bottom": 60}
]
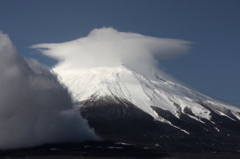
[{"left": 31, "top": 27, "right": 192, "bottom": 73}]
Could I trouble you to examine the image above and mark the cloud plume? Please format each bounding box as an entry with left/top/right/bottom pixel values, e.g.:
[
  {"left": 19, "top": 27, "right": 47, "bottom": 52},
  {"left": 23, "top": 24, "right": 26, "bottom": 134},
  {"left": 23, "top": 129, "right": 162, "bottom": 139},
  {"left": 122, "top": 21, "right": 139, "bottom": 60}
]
[
  {"left": 0, "top": 31, "right": 99, "bottom": 149},
  {"left": 31, "top": 27, "right": 192, "bottom": 76}
]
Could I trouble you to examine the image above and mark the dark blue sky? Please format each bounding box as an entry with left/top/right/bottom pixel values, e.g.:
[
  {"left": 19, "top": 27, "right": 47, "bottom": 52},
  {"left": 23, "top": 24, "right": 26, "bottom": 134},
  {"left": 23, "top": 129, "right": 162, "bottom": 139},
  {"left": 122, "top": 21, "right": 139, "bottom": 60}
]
[{"left": 0, "top": 0, "right": 239, "bottom": 102}]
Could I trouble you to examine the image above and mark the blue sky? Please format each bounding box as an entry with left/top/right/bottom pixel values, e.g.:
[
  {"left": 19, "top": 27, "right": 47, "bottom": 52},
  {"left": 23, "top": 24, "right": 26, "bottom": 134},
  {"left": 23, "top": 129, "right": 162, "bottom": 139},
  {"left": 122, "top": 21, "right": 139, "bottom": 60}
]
[{"left": 0, "top": 0, "right": 239, "bottom": 103}]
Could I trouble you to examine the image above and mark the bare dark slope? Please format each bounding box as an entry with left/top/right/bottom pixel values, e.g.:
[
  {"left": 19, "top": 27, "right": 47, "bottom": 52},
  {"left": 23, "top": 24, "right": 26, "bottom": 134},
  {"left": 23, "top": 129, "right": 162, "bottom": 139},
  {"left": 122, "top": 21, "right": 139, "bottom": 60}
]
[{"left": 80, "top": 95, "right": 240, "bottom": 152}]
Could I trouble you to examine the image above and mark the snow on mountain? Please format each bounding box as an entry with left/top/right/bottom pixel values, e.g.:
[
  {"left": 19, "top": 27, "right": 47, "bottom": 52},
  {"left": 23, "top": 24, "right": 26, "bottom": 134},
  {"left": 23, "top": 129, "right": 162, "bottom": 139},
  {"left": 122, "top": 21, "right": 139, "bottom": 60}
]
[{"left": 52, "top": 64, "right": 240, "bottom": 125}]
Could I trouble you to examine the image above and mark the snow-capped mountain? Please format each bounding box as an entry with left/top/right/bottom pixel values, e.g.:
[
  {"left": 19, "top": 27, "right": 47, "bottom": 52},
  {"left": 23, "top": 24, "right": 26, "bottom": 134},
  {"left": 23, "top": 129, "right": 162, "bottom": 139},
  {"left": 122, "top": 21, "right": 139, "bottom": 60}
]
[
  {"left": 53, "top": 64, "right": 240, "bottom": 152},
  {"left": 30, "top": 27, "right": 240, "bottom": 151},
  {"left": 53, "top": 64, "right": 240, "bottom": 122}
]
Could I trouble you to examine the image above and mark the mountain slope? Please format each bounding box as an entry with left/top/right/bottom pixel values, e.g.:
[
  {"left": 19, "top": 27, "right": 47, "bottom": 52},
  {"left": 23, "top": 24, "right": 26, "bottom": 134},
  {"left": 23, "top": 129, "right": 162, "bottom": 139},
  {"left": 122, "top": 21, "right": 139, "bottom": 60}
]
[
  {"left": 52, "top": 64, "right": 240, "bottom": 151},
  {"left": 79, "top": 95, "right": 240, "bottom": 151},
  {"left": 53, "top": 64, "right": 240, "bottom": 122}
]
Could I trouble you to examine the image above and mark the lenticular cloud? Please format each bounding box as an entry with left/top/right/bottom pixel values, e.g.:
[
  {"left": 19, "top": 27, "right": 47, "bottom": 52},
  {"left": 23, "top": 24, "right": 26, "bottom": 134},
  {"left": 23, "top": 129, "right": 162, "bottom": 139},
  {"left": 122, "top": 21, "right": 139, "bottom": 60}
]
[
  {"left": 31, "top": 27, "right": 192, "bottom": 75},
  {"left": 0, "top": 31, "right": 98, "bottom": 149}
]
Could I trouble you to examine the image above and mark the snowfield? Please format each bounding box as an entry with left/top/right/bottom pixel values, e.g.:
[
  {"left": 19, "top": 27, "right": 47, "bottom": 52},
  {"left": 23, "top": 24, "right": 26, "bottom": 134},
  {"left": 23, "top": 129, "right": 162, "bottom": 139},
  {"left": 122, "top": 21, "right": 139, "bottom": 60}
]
[{"left": 52, "top": 64, "right": 240, "bottom": 125}]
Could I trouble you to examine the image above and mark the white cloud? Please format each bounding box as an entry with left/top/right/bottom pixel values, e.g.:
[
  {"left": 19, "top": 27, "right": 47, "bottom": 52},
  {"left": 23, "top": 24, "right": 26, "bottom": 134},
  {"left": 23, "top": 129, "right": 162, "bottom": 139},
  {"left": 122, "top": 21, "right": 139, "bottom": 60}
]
[
  {"left": 0, "top": 31, "right": 99, "bottom": 149},
  {"left": 31, "top": 27, "right": 192, "bottom": 76}
]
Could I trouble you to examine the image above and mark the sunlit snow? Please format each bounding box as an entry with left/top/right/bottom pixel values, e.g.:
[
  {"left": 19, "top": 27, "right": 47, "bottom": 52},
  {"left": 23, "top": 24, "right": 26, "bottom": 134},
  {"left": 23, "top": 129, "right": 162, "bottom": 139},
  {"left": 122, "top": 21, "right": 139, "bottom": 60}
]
[{"left": 52, "top": 64, "right": 240, "bottom": 125}]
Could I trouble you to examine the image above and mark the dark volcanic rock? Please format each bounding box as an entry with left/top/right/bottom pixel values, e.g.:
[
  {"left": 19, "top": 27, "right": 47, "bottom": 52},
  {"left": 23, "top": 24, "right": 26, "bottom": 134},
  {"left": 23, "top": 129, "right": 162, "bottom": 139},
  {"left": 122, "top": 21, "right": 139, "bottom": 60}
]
[{"left": 80, "top": 96, "right": 240, "bottom": 152}]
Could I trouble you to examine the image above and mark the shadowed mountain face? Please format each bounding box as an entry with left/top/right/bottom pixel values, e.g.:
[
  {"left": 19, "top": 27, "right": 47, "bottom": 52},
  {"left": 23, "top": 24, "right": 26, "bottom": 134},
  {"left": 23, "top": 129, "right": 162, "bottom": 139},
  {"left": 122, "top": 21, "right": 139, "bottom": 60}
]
[{"left": 80, "top": 95, "right": 240, "bottom": 152}]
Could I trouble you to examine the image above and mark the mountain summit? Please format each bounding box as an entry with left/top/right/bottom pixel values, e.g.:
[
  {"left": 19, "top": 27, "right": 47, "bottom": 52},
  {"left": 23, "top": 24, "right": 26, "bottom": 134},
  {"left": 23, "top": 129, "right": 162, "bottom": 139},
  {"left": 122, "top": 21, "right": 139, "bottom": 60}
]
[{"left": 52, "top": 64, "right": 240, "bottom": 152}]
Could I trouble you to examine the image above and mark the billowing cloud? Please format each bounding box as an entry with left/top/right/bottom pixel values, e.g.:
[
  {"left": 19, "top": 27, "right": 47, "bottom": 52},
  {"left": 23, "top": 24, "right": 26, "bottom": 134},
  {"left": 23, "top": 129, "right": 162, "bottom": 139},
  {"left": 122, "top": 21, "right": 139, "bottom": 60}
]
[
  {"left": 31, "top": 27, "right": 192, "bottom": 76},
  {"left": 0, "top": 31, "right": 99, "bottom": 149}
]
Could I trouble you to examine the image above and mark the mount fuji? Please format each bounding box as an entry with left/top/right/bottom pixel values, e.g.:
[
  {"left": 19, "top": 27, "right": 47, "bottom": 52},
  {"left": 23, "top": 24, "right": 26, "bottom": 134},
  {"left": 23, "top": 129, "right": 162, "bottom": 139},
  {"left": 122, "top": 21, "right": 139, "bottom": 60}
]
[
  {"left": 31, "top": 27, "right": 240, "bottom": 152},
  {"left": 52, "top": 64, "right": 240, "bottom": 152}
]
